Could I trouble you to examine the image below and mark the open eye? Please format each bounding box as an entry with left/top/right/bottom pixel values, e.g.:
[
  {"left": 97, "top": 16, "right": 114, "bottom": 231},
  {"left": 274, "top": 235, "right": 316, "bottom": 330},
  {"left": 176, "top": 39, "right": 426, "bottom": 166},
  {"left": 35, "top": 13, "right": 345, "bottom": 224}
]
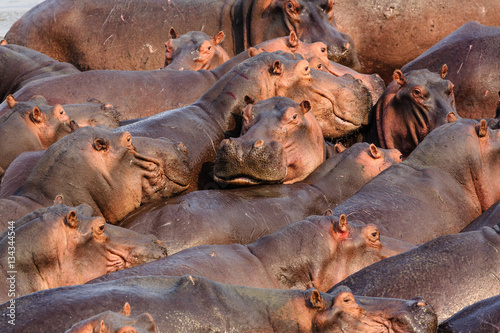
[
  {"left": 292, "top": 114, "right": 298, "bottom": 120},
  {"left": 287, "top": 1, "right": 293, "bottom": 9},
  {"left": 321, "top": 47, "right": 326, "bottom": 53}
]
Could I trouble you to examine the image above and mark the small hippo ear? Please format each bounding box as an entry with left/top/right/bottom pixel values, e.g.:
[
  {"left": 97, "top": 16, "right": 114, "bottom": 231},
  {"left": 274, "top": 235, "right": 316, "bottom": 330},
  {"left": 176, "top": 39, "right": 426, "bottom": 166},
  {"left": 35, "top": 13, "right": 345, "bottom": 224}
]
[
  {"left": 393, "top": 69, "right": 406, "bottom": 86},
  {"left": 53, "top": 195, "right": 64, "bottom": 205},
  {"left": 369, "top": 144, "right": 381, "bottom": 159},
  {"left": 0, "top": 39, "right": 7, "bottom": 45},
  {"left": 271, "top": 60, "right": 283, "bottom": 75},
  {"left": 169, "top": 27, "right": 178, "bottom": 39},
  {"left": 120, "top": 302, "right": 131, "bottom": 317},
  {"left": 212, "top": 31, "right": 225, "bottom": 45},
  {"left": 324, "top": 209, "right": 333, "bottom": 216},
  {"left": 477, "top": 119, "right": 488, "bottom": 138},
  {"left": 6, "top": 95, "right": 17, "bottom": 108},
  {"left": 65, "top": 210, "right": 78, "bottom": 228},
  {"left": 440, "top": 64, "right": 448, "bottom": 79},
  {"left": 248, "top": 47, "right": 263, "bottom": 57},
  {"left": 288, "top": 31, "right": 299, "bottom": 48},
  {"left": 338, "top": 214, "right": 348, "bottom": 233},
  {"left": 93, "top": 138, "right": 109, "bottom": 151},
  {"left": 95, "top": 320, "right": 108, "bottom": 333},
  {"left": 299, "top": 100, "right": 311, "bottom": 114},
  {"left": 310, "top": 289, "right": 326, "bottom": 309},
  {"left": 446, "top": 112, "right": 459, "bottom": 123},
  {"left": 334, "top": 142, "right": 346, "bottom": 154},
  {"left": 30, "top": 107, "right": 44, "bottom": 123}
]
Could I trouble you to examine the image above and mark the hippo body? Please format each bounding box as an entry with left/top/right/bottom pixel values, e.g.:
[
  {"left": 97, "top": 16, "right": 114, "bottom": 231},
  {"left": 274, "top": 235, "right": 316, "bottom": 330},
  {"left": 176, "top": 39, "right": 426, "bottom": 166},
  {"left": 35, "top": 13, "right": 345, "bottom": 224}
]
[
  {"left": 402, "top": 22, "right": 500, "bottom": 119},
  {"left": 5, "top": 0, "right": 360, "bottom": 71},
  {"left": 331, "top": 225, "right": 500, "bottom": 322},
  {"left": 0, "top": 276, "right": 437, "bottom": 332}
]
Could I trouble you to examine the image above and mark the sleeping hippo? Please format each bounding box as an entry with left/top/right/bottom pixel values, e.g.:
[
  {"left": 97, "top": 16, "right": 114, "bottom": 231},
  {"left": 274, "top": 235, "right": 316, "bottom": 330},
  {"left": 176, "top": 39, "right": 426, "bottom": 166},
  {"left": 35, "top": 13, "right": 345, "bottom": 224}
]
[
  {"left": 0, "top": 126, "right": 190, "bottom": 230},
  {"left": 0, "top": 204, "right": 167, "bottom": 303},
  {"left": 164, "top": 28, "right": 230, "bottom": 70}
]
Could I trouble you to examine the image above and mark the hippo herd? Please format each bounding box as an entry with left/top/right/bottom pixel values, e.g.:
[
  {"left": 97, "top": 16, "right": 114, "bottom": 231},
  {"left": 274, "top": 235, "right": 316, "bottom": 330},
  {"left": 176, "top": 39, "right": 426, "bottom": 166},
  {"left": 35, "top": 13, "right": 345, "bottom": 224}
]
[{"left": 0, "top": 0, "right": 499, "bottom": 332}]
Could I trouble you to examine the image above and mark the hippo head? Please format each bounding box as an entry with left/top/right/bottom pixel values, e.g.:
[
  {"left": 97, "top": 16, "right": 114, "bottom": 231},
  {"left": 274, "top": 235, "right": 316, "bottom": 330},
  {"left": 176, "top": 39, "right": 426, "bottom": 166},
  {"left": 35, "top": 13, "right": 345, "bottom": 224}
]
[
  {"left": 164, "top": 28, "right": 230, "bottom": 70},
  {"left": 309, "top": 287, "right": 438, "bottom": 332},
  {"left": 63, "top": 98, "right": 121, "bottom": 129},
  {"left": 65, "top": 303, "right": 156, "bottom": 333},
  {"left": 213, "top": 96, "right": 325, "bottom": 185},
  {"left": 20, "top": 126, "right": 190, "bottom": 223},
  {"left": 377, "top": 65, "right": 460, "bottom": 157}
]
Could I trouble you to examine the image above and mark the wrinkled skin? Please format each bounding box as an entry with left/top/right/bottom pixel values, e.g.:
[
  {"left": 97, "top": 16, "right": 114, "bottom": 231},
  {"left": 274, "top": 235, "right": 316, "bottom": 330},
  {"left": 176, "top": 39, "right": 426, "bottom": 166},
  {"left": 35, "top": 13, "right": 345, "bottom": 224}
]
[
  {"left": 402, "top": 21, "right": 500, "bottom": 119},
  {"left": 120, "top": 143, "right": 402, "bottom": 255},
  {"left": 5, "top": 0, "right": 360, "bottom": 71},
  {"left": 437, "top": 295, "right": 500, "bottom": 333},
  {"left": 92, "top": 214, "right": 414, "bottom": 291},
  {"left": 331, "top": 224, "right": 500, "bottom": 322},
  {"left": 164, "top": 28, "right": 230, "bottom": 70},
  {"left": 331, "top": 0, "right": 500, "bottom": 82},
  {"left": 0, "top": 126, "right": 190, "bottom": 230},
  {"left": 363, "top": 66, "right": 460, "bottom": 157},
  {"left": 0, "top": 95, "right": 73, "bottom": 175},
  {"left": 0, "top": 276, "right": 437, "bottom": 332},
  {"left": 330, "top": 119, "right": 500, "bottom": 244},
  {"left": 0, "top": 204, "right": 167, "bottom": 303},
  {"left": 213, "top": 97, "right": 330, "bottom": 186},
  {"left": 65, "top": 303, "right": 157, "bottom": 333}
]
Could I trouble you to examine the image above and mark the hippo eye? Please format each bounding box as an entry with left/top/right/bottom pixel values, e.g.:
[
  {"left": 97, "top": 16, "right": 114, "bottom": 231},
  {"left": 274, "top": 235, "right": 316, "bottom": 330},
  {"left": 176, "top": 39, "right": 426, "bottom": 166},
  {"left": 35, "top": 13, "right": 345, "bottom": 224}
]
[
  {"left": 60, "top": 110, "right": 64, "bottom": 115},
  {"left": 413, "top": 88, "right": 422, "bottom": 96},
  {"left": 287, "top": 1, "right": 293, "bottom": 9},
  {"left": 292, "top": 114, "right": 298, "bottom": 120},
  {"left": 96, "top": 224, "right": 105, "bottom": 234},
  {"left": 321, "top": 47, "right": 326, "bottom": 53}
]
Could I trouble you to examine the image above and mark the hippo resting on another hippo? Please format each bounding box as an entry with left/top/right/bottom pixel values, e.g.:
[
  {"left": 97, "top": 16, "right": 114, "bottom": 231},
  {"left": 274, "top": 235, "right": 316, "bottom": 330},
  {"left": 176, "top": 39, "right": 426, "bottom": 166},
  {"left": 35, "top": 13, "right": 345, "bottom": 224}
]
[
  {"left": 0, "top": 275, "right": 438, "bottom": 332},
  {"left": 402, "top": 22, "right": 500, "bottom": 119},
  {"left": 330, "top": 224, "right": 500, "bottom": 322},
  {"left": 5, "top": 0, "right": 360, "bottom": 71},
  {"left": 0, "top": 204, "right": 167, "bottom": 303},
  {"left": 0, "top": 126, "right": 190, "bottom": 231}
]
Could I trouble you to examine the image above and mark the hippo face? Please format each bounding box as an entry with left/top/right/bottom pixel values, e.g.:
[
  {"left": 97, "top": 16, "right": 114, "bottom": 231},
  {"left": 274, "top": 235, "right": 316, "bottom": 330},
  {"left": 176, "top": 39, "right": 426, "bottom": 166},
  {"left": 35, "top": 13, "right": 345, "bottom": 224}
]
[
  {"left": 63, "top": 99, "right": 121, "bottom": 128},
  {"left": 213, "top": 97, "right": 325, "bottom": 185},
  {"left": 351, "top": 143, "right": 403, "bottom": 180},
  {"left": 164, "top": 29, "right": 229, "bottom": 70},
  {"left": 311, "top": 287, "right": 437, "bottom": 332}
]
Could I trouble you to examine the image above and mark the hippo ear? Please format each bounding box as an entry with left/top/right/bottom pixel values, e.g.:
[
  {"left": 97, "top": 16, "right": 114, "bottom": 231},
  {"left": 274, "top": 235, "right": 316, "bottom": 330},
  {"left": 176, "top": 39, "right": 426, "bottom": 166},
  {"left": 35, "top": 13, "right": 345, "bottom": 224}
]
[
  {"left": 338, "top": 214, "right": 348, "bottom": 233},
  {"left": 440, "top": 64, "right": 448, "bottom": 79},
  {"left": 324, "top": 209, "right": 333, "bottom": 216},
  {"left": 393, "top": 69, "right": 406, "bottom": 86},
  {"left": 30, "top": 107, "right": 44, "bottom": 123},
  {"left": 446, "top": 112, "right": 459, "bottom": 123},
  {"left": 0, "top": 39, "right": 7, "bottom": 45},
  {"left": 95, "top": 320, "right": 109, "bottom": 333},
  {"left": 93, "top": 138, "right": 109, "bottom": 151},
  {"left": 271, "top": 60, "right": 283, "bottom": 75},
  {"left": 369, "top": 144, "right": 381, "bottom": 159},
  {"left": 169, "top": 27, "right": 178, "bottom": 39},
  {"left": 288, "top": 31, "right": 299, "bottom": 48},
  {"left": 65, "top": 210, "right": 78, "bottom": 228},
  {"left": 248, "top": 47, "right": 263, "bottom": 57},
  {"left": 299, "top": 100, "right": 311, "bottom": 114},
  {"left": 120, "top": 302, "right": 131, "bottom": 317},
  {"left": 53, "top": 195, "right": 64, "bottom": 205},
  {"left": 477, "top": 119, "right": 488, "bottom": 138},
  {"left": 334, "top": 142, "right": 346, "bottom": 154},
  {"left": 5, "top": 95, "right": 17, "bottom": 108},
  {"left": 212, "top": 31, "right": 225, "bottom": 45},
  {"left": 310, "top": 289, "right": 326, "bottom": 309}
]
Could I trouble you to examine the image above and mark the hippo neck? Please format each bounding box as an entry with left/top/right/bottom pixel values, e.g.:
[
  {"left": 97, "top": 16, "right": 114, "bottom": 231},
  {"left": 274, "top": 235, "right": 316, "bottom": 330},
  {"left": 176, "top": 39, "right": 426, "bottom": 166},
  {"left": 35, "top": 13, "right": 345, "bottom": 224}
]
[{"left": 208, "top": 49, "right": 251, "bottom": 80}]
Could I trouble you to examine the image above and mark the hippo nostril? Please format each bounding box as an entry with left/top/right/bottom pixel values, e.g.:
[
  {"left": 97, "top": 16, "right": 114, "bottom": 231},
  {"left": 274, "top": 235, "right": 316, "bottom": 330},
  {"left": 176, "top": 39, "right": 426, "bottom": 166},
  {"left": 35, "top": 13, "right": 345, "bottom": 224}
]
[{"left": 254, "top": 140, "right": 264, "bottom": 148}]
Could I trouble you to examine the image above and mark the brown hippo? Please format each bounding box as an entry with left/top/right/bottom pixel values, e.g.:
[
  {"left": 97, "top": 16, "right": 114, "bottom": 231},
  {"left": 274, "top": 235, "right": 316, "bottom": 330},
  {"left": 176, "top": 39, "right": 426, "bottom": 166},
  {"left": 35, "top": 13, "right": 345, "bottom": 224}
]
[
  {"left": 91, "top": 214, "right": 414, "bottom": 292},
  {"left": 120, "top": 142, "right": 402, "bottom": 255},
  {"left": 5, "top": 0, "right": 360, "bottom": 71},
  {"left": 330, "top": 224, "right": 500, "bottom": 322},
  {"left": 0, "top": 126, "right": 190, "bottom": 230},
  {"left": 402, "top": 22, "right": 500, "bottom": 119},
  {"left": 331, "top": 0, "right": 500, "bottom": 82},
  {"left": 65, "top": 303, "right": 157, "bottom": 333},
  {"left": 330, "top": 118, "right": 500, "bottom": 244},
  {"left": 62, "top": 99, "right": 120, "bottom": 129},
  {"left": 0, "top": 204, "right": 167, "bottom": 303},
  {"left": 0, "top": 275, "right": 438, "bottom": 332},
  {"left": 164, "top": 28, "right": 229, "bottom": 70},
  {"left": 116, "top": 52, "right": 373, "bottom": 189},
  {"left": 0, "top": 95, "right": 74, "bottom": 176},
  {"left": 214, "top": 97, "right": 332, "bottom": 186},
  {"left": 437, "top": 295, "right": 500, "bottom": 333}
]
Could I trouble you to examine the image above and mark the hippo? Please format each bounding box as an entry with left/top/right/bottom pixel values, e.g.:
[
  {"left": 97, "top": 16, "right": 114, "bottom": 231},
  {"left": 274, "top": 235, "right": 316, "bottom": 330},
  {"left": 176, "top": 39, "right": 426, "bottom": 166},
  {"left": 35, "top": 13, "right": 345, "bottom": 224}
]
[
  {"left": 164, "top": 28, "right": 230, "bottom": 70},
  {"left": 65, "top": 303, "right": 157, "bottom": 333},
  {"left": 62, "top": 98, "right": 120, "bottom": 129},
  {"left": 461, "top": 199, "right": 500, "bottom": 232},
  {"left": 0, "top": 204, "right": 167, "bottom": 303},
  {"left": 0, "top": 126, "right": 190, "bottom": 230},
  {"left": 437, "top": 295, "right": 500, "bottom": 333},
  {"left": 0, "top": 275, "right": 438, "bottom": 332},
  {"left": 329, "top": 118, "right": 500, "bottom": 244},
  {"left": 330, "top": 224, "right": 500, "bottom": 322},
  {"left": 92, "top": 214, "right": 414, "bottom": 292},
  {"left": 0, "top": 95, "right": 74, "bottom": 176},
  {"left": 116, "top": 52, "right": 374, "bottom": 189},
  {"left": 5, "top": 0, "right": 360, "bottom": 71},
  {"left": 361, "top": 65, "right": 460, "bottom": 157},
  {"left": 402, "top": 21, "right": 500, "bottom": 119},
  {"left": 214, "top": 97, "right": 333, "bottom": 186},
  {"left": 330, "top": 0, "right": 500, "bottom": 82}
]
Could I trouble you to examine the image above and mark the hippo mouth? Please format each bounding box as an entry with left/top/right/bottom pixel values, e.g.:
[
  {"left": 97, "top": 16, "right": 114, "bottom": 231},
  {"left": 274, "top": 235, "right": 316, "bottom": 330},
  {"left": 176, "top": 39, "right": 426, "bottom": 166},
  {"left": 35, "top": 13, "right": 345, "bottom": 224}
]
[
  {"left": 105, "top": 248, "right": 130, "bottom": 273},
  {"left": 212, "top": 174, "right": 285, "bottom": 186},
  {"left": 316, "top": 89, "right": 362, "bottom": 129}
]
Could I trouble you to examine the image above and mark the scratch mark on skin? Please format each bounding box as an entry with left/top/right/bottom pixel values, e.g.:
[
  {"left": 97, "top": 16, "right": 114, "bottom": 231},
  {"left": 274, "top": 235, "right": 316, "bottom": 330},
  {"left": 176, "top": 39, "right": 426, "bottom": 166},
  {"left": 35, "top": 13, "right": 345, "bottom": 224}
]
[
  {"left": 457, "top": 44, "right": 473, "bottom": 74},
  {"left": 102, "top": 6, "right": 117, "bottom": 28},
  {"left": 103, "top": 35, "right": 114, "bottom": 45},
  {"left": 200, "top": 127, "right": 217, "bottom": 153},
  {"left": 189, "top": 275, "right": 195, "bottom": 285},
  {"left": 223, "top": 91, "right": 237, "bottom": 100},
  {"left": 230, "top": 70, "right": 249, "bottom": 80}
]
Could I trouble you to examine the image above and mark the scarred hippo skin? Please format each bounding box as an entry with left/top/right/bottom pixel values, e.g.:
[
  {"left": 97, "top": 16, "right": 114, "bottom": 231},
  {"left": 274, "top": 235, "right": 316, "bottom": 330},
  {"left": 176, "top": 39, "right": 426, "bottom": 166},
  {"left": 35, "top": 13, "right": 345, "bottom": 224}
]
[
  {"left": 331, "top": 119, "right": 500, "bottom": 244},
  {"left": 119, "top": 143, "right": 402, "bottom": 254},
  {"left": 65, "top": 303, "right": 157, "bottom": 333},
  {"left": 331, "top": 0, "right": 500, "bottom": 83},
  {"left": 0, "top": 204, "right": 167, "bottom": 303},
  {"left": 362, "top": 66, "right": 460, "bottom": 158},
  {"left": 0, "top": 126, "right": 190, "bottom": 230},
  {"left": 437, "top": 295, "right": 500, "bottom": 333},
  {"left": 114, "top": 52, "right": 373, "bottom": 189},
  {"left": 0, "top": 276, "right": 437, "bottom": 333},
  {"left": 164, "top": 28, "right": 230, "bottom": 70},
  {"left": 402, "top": 22, "right": 500, "bottom": 120},
  {"left": 92, "top": 214, "right": 414, "bottom": 292},
  {"left": 330, "top": 224, "right": 500, "bottom": 322},
  {"left": 0, "top": 43, "right": 79, "bottom": 102},
  {"left": 5, "top": 0, "right": 360, "bottom": 71}
]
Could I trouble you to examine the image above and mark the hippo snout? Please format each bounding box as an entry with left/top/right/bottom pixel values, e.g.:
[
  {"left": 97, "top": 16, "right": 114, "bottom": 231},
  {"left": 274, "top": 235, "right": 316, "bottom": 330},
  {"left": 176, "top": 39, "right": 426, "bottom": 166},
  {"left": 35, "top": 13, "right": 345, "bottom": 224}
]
[
  {"left": 392, "top": 297, "right": 438, "bottom": 333},
  {"left": 327, "top": 41, "right": 361, "bottom": 72}
]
